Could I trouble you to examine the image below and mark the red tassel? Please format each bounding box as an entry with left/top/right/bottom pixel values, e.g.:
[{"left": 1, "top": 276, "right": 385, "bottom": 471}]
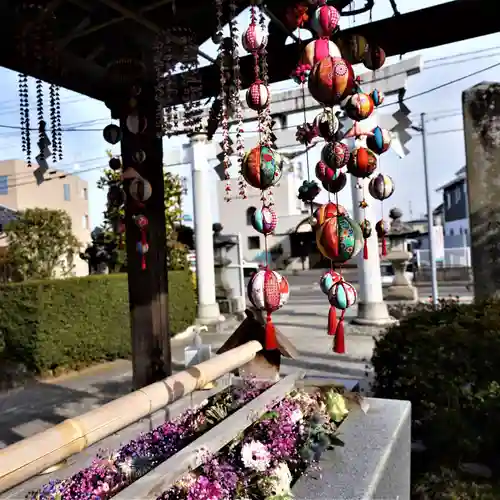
[
  {"left": 141, "top": 230, "right": 147, "bottom": 270},
  {"left": 265, "top": 313, "right": 278, "bottom": 350},
  {"left": 333, "top": 310, "right": 346, "bottom": 354},
  {"left": 381, "top": 236, "right": 387, "bottom": 257},
  {"left": 328, "top": 306, "right": 337, "bottom": 336},
  {"left": 363, "top": 238, "right": 369, "bottom": 260}
]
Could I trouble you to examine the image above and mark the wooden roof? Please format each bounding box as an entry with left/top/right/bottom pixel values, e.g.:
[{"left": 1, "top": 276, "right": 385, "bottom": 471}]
[{"left": 0, "top": 0, "right": 497, "bottom": 104}]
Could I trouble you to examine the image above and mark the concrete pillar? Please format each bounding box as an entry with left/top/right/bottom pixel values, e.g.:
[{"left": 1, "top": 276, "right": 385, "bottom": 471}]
[
  {"left": 350, "top": 175, "right": 394, "bottom": 325},
  {"left": 462, "top": 82, "right": 500, "bottom": 300},
  {"left": 190, "top": 133, "right": 221, "bottom": 323}
]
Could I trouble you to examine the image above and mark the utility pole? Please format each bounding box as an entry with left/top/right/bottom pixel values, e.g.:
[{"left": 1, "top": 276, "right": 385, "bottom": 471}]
[{"left": 414, "top": 113, "right": 438, "bottom": 306}]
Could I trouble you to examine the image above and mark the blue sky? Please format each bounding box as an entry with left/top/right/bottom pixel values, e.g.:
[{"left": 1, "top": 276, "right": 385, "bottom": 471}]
[{"left": 0, "top": 0, "right": 499, "bottom": 228}]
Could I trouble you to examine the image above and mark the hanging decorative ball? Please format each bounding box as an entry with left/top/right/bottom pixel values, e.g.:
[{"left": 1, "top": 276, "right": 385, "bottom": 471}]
[
  {"left": 363, "top": 44, "right": 386, "bottom": 71},
  {"left": 251, "top": 206, "right": 278, "bottom": 235},
  {"left": 242, "top": 24, "right": 267, "bottom": 53},
  {"left": 313, "top": 109, "right": 339, "bottom": 142},
  {"left": 298, "top": 180, "right": 320, "bottom": 202},
  {"left": 246, "top": 81, "right": 270, "bottom": 111},
  {"left": 247, "top": 269, "right": 290, "bottom": 350},
  {"left": 103, "top": 124, "right": 122, "bottom": 145},
  {"left": 319, "top": 269, "right": 342, "bottom": 294},
  {"left": 126, "top": 114, "right": 147, "bottom": 134},
  {"left": 133, "top": 214, "right": 149, "bottom": 230},
  {"left": 321, "top": 141, "right": 350, "bottom": 170},
  {"left": 129, "top": 177, "right": 152, "bottom": 203},
  {"left": 328, "top": 280, "right": 357, "bottom": 310},
  {"left": 133, "top": 150, "right": 147, "bottom": 164},
  {"left": 109, "top": 157, "right": 122, "bottom": 170},
  {"left": 301, "top": 40, "right": 341, "bottom": 68},
  {"left": 316, "top": 213, "right": 363, "bottom": 263},
  {"left": 370, "top": 89, "right": 385, "bottom": 107},
  {"left": 314, "top": 202, "right": 347, "bottom": 227},
  {"left": 315, "top": 160, "right": 336, "bottom": 182},
  {"left": 359, "top": 219, "right": 372, "bottom": 239},
  {"left": 308, "top": 215, "right": 318, "bottom": 228},
  {"left": 347, "top": 147, "right": 378, "bottom": 178},
  {"left": 366, "top": 126, "right": 392, "bottom": 154},
  {"left": 136, "top": 241, "right": 149, "bottom": 255},
  {"left": 337, "top": 34, "right": 368, "bottom": 65},
  {"left": 344, "top": 93, "right": 375, "bottom": 121},
  {"left": 322, "top": 172, "right": 347, "bottom": 194},
  {"left": 308, "top": 57, "right": 355, "bottom": 107},
  {"left": 242, "top": 145, "right": 282, "bottom": 190},
  {"left": 369, "top": 173, "right": 395, "bottom": 201},
  {"left": 310, "top": 4, "right": 340, "bottom": 37}
]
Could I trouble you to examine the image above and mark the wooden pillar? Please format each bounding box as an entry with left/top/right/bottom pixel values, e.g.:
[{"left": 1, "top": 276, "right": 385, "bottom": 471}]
[{"left": 120, "top": 83, "right": 171, "bottom": 389}]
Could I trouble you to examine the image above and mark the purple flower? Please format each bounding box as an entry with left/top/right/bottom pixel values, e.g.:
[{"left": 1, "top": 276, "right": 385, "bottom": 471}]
[{"left": 187, "top": 475, "right": 224, "bottom": 500}]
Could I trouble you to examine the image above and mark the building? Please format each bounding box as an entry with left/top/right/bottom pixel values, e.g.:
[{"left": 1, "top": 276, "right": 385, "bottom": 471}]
[
  {"left": 217, "top": 161, "right": 321, "bottom": 269},
  {"left": 436, "top": 166, "right": 469, "bottom": 245},
  {"left": 0, "top": 159, "right": 91, "bottom": 277}
]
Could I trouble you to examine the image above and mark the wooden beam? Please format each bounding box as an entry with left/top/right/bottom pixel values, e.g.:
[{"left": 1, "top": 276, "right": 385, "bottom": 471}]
[
  {"left": 95, "top": 0, "right": 217, "bottom": 64},
  {"left": 119, "top": 83, "right": 171, "bottom": 389},
  {"left": 169, "top": 0, "right": 498, "bottom": 104},
  {"left": 113, "top": 371, "right": 305, "bottom": 500}
]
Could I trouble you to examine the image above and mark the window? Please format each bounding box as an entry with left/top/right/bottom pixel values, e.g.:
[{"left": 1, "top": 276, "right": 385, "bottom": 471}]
[
  {"left": 82, "top": 187, "right": 88, "bottom": 200},
  {"left": 246, "top": 207, "right": 256, "bottom": 226},
  {"left": 449, "top": 228, "right": 454, "bottom": 236},
  {"left": 446, "top": 192, "right": 451, "bottom": 209},
  {"left": 82, "top": 214, "right": 89, "bottom": 230},
  {"left": 0, "top": 176, "right": 8, "bottom": 195},
  {"left": 455, "top": 186, "right": 461, "bottom": 202},
  {"left": 248, "top": 236, "right": 261, "bottom": 250},
  {"left": 459, "top": 227, "right": 463, "bottom": 235},
  {"left": 63, "top": 184, "right": 71, "bottom": 201}
]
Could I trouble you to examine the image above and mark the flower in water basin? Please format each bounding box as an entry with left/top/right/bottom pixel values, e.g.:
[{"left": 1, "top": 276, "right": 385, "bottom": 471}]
[
  {"left": 257, "top": 462, "right": 293, "bottom": 497},
  {"left": 187, "top": 475, "right": 224, "bottom": 500},
  {"left": 240, "top": 440, "right": 271, "bottom": 472}
]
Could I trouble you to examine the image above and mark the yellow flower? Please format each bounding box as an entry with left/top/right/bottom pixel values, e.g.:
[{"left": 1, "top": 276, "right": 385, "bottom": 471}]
[{"left": 326, "top": 391, "right": 349, "bottom": 423}]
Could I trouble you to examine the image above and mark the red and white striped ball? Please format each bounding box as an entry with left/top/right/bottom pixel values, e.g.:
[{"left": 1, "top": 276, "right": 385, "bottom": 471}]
[
  {"left": 251, "top": 206, "right": 278, "bottom": 235},
  {"left": 247, "top": 269, "right": 290, "bottom": 313},
  {"left": 246, "top": 82, "right": 270, "bottom": 111},
  {"left": 242, "top": 24, "right": 268, "bottom": 53}
]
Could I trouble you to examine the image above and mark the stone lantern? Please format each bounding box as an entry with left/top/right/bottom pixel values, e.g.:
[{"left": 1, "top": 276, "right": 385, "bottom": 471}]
[{"left": 384, "top": 208, "right": 419, "bottom": 302}]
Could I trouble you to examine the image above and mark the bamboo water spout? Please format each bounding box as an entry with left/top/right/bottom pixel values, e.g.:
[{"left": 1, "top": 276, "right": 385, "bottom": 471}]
[{"left": 0, "top": 341, "right": 263, "bottom": 494}]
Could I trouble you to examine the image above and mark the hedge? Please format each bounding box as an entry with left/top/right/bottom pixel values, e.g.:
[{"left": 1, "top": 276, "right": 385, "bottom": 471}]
[
  {"left": 371, "top": 298, "right": 500, "bottom": 490},
  {"left": 0, "top": 271, "right": 196, "bottom": 375}
]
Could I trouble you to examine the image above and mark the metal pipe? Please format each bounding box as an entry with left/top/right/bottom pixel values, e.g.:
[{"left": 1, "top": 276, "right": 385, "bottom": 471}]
[
  {"left": 0, "top": 341, "right": 262, "bottom": 493},
  {"left": 421, "top": 112, "right": 439, "bottom": 306}
]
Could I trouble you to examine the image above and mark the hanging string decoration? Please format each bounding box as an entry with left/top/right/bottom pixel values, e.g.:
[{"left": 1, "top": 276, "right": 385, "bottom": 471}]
[
  {"left": 286, "top": 3, "right": 390, "bottom": 353},
  {"left": 247, "top": 269, "right": 290, "bottom": 350},
  {"left": 240, "top": 2, "right": 285, "bottom": 344},
  {"left": 178, "top": 28, "right": 203, "bottom": 136},
  {"left": 17, "top": 1, "right": 63, "bottom": 167},
  {"left": 229, "top": 0, "right": 246, "bottom": 201},
  {"left": 134, "top": 215, "right": 150, "bottom": 271}
]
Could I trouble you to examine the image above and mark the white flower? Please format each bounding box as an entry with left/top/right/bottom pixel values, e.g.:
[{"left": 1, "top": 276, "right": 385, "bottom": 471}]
[
  {"left": 257, "top": 462, "right": 293, "bottom": 497},
  {"left": 117, "top": 458, "right": 133, "bottom": 477},
  {"left": 290, "top": 408, "right": 303, "bottom": 424},
  {"left": 241, "top": 440, "right": 271, "bottom": 472}
]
